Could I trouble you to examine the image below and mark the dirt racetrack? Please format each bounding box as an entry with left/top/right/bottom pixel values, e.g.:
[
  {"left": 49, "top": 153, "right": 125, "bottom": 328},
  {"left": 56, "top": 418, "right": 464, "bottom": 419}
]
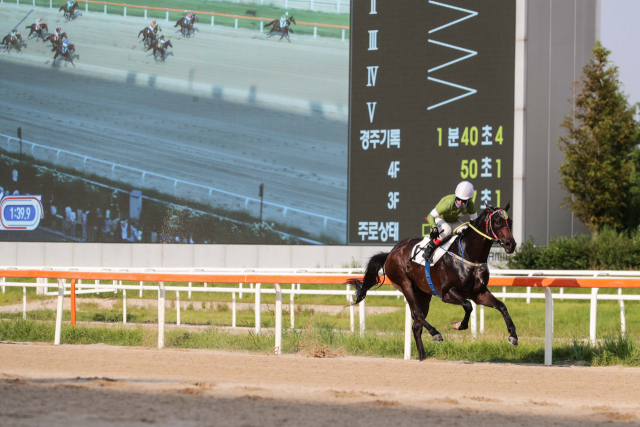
[
  {"left": 1, "top": 342, "right": 639, "bottom": 426},
  {"left": 0, "top": 4, "right": 348, "bottom": 237}
]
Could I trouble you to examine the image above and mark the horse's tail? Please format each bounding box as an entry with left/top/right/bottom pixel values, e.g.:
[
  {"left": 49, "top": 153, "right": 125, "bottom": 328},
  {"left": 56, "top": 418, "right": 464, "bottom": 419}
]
[
  {"left": 59, "top": 6, "right": 64, "bottom": 11},
  {"left": 174, "top": 21, "right": 180, "bottom": 27},
  {"left": 346, "top": 252, "right": 389, "bottom": 305},
  {"left": 264, "top": 20, "right": 274, "bottom": 28}
]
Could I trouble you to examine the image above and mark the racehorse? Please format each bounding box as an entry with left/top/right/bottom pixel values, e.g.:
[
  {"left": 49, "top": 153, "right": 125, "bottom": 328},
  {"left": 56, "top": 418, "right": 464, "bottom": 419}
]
[
  {"left": 138, "top": 24, "right": 160, "bottom": 47},
  {"left": 52, "top": 43, "right": 77, "bottom": 66},
  {"left": 347, "top": 204, "right": 518, "bottom": 361},
  {"left": 1, "top": 33, "right": 24, "bottom": 53},
  {"left": 264, "top": 16, "right": 296, "bottom": 42},
  {"left": 59, "top": 2, "right": 79, "bottom": 20},
  {"left": 44, "top": 32, "right": 67, "bottom": 49},
  {"left": 152, "top": 39, "right": 172, "bottom": 62},
  {"left": 25, "top": 23, "right": 48, "bottom": 41},
  {"left": 174, "top": 14, "right": 198, "bottom": 37}
]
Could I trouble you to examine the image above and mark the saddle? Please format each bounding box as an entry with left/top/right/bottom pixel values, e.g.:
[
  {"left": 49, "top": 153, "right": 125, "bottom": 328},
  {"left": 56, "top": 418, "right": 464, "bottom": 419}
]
[{"left": 410, "top": 234, "right": 458, "bottom": 267}]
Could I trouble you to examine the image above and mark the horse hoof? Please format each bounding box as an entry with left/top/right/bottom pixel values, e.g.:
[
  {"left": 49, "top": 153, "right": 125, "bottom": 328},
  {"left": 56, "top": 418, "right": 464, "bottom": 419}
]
[
  {"left": 508, "top": 337, "right": 518, "bottom": 347},
  {"left": 432, "top": 334, "right": 443, "bottom": 342},
  {"left": 419, "top": 354, "right": 427, "bottom": 362}
]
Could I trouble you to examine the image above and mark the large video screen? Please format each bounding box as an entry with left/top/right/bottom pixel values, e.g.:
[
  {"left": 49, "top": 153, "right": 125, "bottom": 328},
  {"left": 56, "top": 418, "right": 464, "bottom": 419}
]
[
  {"left": 0, "top": 0, "right": 515, "bottom": 246},
  {"left": 0, "top": 0, "right": 349, "bottom": 244}
]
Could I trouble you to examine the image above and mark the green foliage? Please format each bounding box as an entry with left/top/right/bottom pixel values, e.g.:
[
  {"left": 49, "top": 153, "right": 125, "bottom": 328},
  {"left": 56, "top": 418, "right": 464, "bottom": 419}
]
[
  {"left": 508, "top": 228, "right": 640, "bottom": 269},
  {"left": 558, "top": 42, "right": 639, "bottom": 233},
  {"left": 623, "top": 146, "right": 640, "bottom": 230}
]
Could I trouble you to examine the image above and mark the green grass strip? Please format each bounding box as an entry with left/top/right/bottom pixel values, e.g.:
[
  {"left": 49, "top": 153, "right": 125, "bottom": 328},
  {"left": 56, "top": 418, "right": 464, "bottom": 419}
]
[{"left": 2, "top": 320, "right": 639, "bottom": 366}]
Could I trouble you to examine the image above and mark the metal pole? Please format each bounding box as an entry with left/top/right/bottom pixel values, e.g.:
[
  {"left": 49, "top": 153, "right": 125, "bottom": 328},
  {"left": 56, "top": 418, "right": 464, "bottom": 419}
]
[
  {"left": 188, "top": 282, "right": 192, "bottom": 299},
  {"left": 544, "top": 288, "right": 553, "bottom": 366},
  {"left": 403, "top": 300, "right": 411, "bottom": 360},
  {"left": 211, "top": 15, "right": 214, "bottom": 26},
  {"left": 239, "top": 282, "right": 242, "bottom": 299},
  {"left": 290, "top": 283, "right": 295, "bottom": 328},
  {"left": 144, "top": 9, "right": 147, "bottom": 19},
  {"left": 313, "top": 26, "right": 317, "bottom": 38},
  {"left": 54, "top": 279, "right": 64, "bottom": 346},
  {"left": 619, "top": 288, "right": 626, "bottom": 338},
  {"left": 342, "top": 28, "right": 345, "bottom": 41},
  {"left": 104, "top": 4, "right": 107, "bottom": 14},
  {"left": 359, "top": 299, "right": 365, "bottom": 336},
  {"left": 166, "top": 11, "right": 169, "bottom": 22},
  {"left": 260, "top": 21, "right": 263, "bottom": 32},
  {"left": 22, "top": 287, "right": 26, "bottom": 320},
  {"left": 590, "top": 288, "right": 599, "bottom": 345},
  {"left": 234, "top": 18, "right": 238, "bottom": 29},
  {"left": 176, "top": 291, "right": 180, "bottom": 326},
  {"left": 140, "top": 281, "right": 143, "bottom": 298},
  {"left": 470, "top": 300, "right": 477, "bottom": 339},
  {"left": 232, "top": 291, "right": 236, "bottom": 327},
  {"left": 275, "top": 284, "right": 282, "bottom": 355},
  {"left": 158, "top": 281, "right": 165, "bottom": 349},
  {"left": 124, "top": 7, "right": 126, "bottom": 17},
  {"left": 255, "top": 283, "right": 261, "bottom": 334}
]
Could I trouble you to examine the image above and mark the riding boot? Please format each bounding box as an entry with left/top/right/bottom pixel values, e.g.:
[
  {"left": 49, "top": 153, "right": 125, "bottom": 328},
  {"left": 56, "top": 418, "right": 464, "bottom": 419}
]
[{"left": 422, "top": 240, "right": 439, "bottom": 264}]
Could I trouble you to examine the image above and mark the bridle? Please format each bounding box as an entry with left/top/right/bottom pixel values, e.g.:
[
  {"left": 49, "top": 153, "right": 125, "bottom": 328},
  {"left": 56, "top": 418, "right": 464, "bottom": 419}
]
[{"left": 465, "top": 209, "right": 512, "bottom": 249}]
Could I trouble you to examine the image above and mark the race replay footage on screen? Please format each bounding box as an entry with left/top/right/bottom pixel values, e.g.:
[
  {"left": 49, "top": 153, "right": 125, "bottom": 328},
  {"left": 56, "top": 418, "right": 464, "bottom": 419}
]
[{"left": 0, "top": 0, "right": 514, "bottom": 245}]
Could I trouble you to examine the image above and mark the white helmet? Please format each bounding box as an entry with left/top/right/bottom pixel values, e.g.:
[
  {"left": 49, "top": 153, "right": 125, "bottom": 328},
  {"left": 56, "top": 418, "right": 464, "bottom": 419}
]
[
  {"left": 455, "top": 181, "right": 474, "bottom": 200},
  {"left": 285, "top": 12, "right": 289, "bottom": 16}
]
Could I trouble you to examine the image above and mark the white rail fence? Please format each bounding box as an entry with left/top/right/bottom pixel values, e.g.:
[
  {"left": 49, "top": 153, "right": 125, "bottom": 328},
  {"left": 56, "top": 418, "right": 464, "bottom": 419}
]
[
  {"left": 0, "top": 133, "right": 346, "bottom": 236},
  {"left": 1, "top": 267, "right": 639, "bottom": 365}
]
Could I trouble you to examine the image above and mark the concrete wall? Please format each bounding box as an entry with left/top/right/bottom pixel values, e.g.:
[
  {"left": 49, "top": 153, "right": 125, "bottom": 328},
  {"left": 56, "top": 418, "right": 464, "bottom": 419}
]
[
  {"left": 0, "top": 242, "right": 392, "bottom": 268},
  {"left": 523, "top": 0, "right": 595, "bottom": 245}
]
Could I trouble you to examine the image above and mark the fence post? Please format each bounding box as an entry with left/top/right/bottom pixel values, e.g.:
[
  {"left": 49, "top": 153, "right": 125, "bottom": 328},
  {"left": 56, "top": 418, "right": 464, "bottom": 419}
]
[
  {"left": 590, "top": 288, "right": 599, "bottom": 345},
  {"left": 470, "top": 300, "right": 477, "bottom": 339},
  {"left": 310, "top": 0, "right": 313, "bottom": 11},
  {"left": 403, "top": 299, "right": 411, "bottom": 360},
  {"left": 255, "top": 283, "right": 261, "bottom": 334},
  {"left": 54, "top": 279, "right": 65, "bottom": 346},
  {"left": 123, "top": 286, "right": 127, "bottom": 324},
  {"left": 188, "top": 282, "right": 192, "bottom": 299},
  {"left": 313, "top": 26, "right": 317, "bottom": 38},
  {"left": 232, "top": 291, "right": 236, "bottom": 327},
  {"left": 158, "top": 281, "right": 165, "bottom": 349},
  {"left": 50, "top": 0, "right": 52, "bottom": 9},
  {"left": 480, "top": 305, "right": 484, "bottom": 334},
  {"left": 342, "top": 28, "right": 345, "bottom": 41},
  {"left": 124, "top": 7, "right": 126, "bottom": 17},
  {"left": 290, "top": 283, "right": 295, "bottom": 328},
  {"left": 526, "top": 286, "right": 531, "bottom": 304},
  {"left": 166, "top": 11, "right": 169, "bottom": 22},
  {"left": 285, "top": 0, "right": 288, "bottom": 8},
  {"left": 22, "top": 287, "right": 27, "bottom": 320},
  {"left": 274, "top": 284, "right": 282, "bottom": 355},
  {"left": 544, "top": 287, "right": 553, "bottom": 366},
  {"left": 359, "top": 299, "right": 365, "bottom": 336},
  {"left": 238, "top": 282, "right": 242, "bottom": 299},
  {"left": 144, "top": 9, "right": 147, "bottom": 19},
  {"left": 140, "top": 281, "right": 143, "bottom": 298},
  {"left": 176, "top": 291, "right": 180, "bottom": 326},
  {"left": 211, "top": 15, "right": 214, "bottom": 26},
  {"left": 619, "top": 288, "right": 626, "bottom": 338},
  {"left": 260, "top": 20, "right": 263, "bottom": 32},
  {"left": 337, "top": 0, "right": 340, "bottom": 14},
  {"left": 33, "top": 0, "right": 34, "bottom": 7},
  {"left": 85, "top": 1, "right": 87, "bottom": 12},
  {"left": 235, "top": 18, "right": 238, "bottom": 29}
]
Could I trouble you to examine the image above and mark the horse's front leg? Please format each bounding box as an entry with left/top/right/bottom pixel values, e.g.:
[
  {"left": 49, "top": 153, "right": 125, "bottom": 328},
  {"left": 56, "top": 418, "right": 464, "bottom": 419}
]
[
  {"left": 441, "top": 288, "right": 473, "bottom": 331},
  {"left": 475, "top": 291, "right": 518, "bottom": 346}
]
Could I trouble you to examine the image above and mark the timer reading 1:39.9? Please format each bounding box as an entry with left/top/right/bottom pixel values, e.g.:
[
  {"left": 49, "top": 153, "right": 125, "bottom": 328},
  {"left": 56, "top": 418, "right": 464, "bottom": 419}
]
[{"left": 4, "top": 206, "right": 36, "bottom": 222}]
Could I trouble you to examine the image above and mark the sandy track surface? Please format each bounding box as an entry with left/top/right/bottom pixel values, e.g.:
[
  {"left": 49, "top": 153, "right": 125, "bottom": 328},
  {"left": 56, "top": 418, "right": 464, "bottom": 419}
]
[
  {"left": 0, "top": 5, "right": 348, "bottom": 234},
  {"left": 1, "top": 343, "right": 639, "bottom": 426}
]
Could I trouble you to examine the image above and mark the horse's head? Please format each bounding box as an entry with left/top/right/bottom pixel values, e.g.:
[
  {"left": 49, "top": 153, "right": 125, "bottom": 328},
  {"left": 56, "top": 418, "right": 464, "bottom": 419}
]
[
  {"left": 42, "top": 24, "right": 48, "bottom": 31},
  {"left": 193, "top": 14, "right": 199, "bottom": 22},
  {"left": 61, "top": 32, "right": 67, "bottom": 39},
  {"left": 166, "top": 40, "right": 173, "bottom": 48},
  {"left": 290, "top": 16, "right": 297, "bottom": 25},
  {"left": 483, "top": 202, "right": 516, "bottom": 254},
  {"left": 17, "top": 34, "right": 23, "bottom": 41}
]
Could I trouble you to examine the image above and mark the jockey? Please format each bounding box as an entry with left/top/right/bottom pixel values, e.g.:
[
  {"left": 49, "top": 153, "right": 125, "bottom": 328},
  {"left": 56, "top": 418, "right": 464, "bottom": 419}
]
[
  {"left": 422, "top": 181, "right": 478, "bottom": 263},
  {"left": 158, "top": 33, "right": 166, "bottom": 43},
  {"left": 55, "top": 27, "right": 62, "bottom": 38},
  {"left": 67, "top": 0, "right": 74, "bottom": 8},
  {"left": 185, "top": 12, "right": 194, "bottom": 23},
  {"left": 62, "top": 37, "right": 69, "bottom": 54},
  {"left": 35, "top": 18, "right": 43, "bottom": 31},
  {"left": 10, "top": 29, "right": 17, "bottom": 41},
  {"left": 149, "top": 21, "right": 157, "bottom": 32},
  {"left": 280, "top": 11, "right": 289, "bottom": 28}
]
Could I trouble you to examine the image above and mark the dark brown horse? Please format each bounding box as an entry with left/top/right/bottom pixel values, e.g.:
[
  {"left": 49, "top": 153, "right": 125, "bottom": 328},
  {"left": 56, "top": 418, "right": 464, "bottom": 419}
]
[
  {"left": 174, "top": 14, "right": 198, "bottom": 37},
  {"left": 59, "top": 2, "right": 79, "bottom": 20},
  {"left": 152, "top": 39, "right": 172, "bottom": 62},
  {"left": 348, "top": 204, "right": 518, "bottom": 361},
  {"left": 45, "top": 32, "right": 67, "bottom": 49},
  {"left": 53, "top": 43, "right": 77, "bottom": 66},
  {"left": 25, "top": 23, "right": 48, "bottom": 41},
  {"left": 138, "top": 24, "right": 160, "bottom": 47},
  {"left": 264, "top": 16, "right": 296, "bottom": 42},
  {"left": 1, "top": 33, "right": 24, "bottom": 53}
]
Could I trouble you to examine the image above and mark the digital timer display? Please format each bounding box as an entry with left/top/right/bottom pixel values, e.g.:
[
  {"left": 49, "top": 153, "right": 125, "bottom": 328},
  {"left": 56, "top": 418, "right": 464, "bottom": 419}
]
[{"left": 3, "top": 205, "right": 37, "bottom": 222}]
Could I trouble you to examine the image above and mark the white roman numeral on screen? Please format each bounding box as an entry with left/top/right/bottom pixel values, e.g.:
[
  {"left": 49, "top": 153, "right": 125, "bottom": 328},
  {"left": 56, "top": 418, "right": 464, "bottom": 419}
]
[
  {"left": 367, "top": 102, "right": 377, "bottom": 123},
  {"left": 370, "top": 0, "right": 377, "bottom": 14},
  {"left": 367, "top": 66, "right": 379, "bottom": 87},
  {"left": 368, "top": 30, "right": 378, "bottom": 50}
]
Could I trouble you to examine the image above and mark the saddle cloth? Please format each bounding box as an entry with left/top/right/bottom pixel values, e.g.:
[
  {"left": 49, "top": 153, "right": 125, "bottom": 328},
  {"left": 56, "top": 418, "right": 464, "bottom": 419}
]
[{"left": 411, "top": 235, "right": 458, "bottom": 267}]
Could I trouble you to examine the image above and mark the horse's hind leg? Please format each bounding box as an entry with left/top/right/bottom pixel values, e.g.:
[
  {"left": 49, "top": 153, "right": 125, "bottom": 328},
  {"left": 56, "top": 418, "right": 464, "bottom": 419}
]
[
  {"left": 413, "top": 284, "right": 442, "bottom": 341},
  {"left": 441, "top": 288, "right": 473, "bottom": 331},
  {"left": 475, "top": 291, "right": 518, "bottom": 346}
]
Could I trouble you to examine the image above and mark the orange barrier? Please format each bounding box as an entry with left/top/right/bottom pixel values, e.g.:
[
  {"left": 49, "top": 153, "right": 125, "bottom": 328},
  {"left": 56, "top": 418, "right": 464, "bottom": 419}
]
[{"left": 80, "top": 0, "right": 351, "bottom": 29}]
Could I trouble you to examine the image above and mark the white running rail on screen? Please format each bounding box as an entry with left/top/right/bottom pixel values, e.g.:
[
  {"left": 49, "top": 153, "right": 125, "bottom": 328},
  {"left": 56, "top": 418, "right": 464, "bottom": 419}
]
[
  {"left": 1, "top": 267, "right": 639, "bottom": 366},
  {"left": 0, "top": 134, "right": 346, "bottom": 233}
]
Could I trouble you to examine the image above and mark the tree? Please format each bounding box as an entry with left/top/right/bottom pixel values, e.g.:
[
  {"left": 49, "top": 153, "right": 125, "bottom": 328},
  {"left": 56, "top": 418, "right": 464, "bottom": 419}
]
[{"left": 558, "top": 42, "right": 639, "bottom": 234}]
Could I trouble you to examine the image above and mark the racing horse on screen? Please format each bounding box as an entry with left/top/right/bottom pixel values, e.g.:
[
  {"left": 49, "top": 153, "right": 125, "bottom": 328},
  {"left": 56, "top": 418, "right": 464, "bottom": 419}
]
[
  {"left": 59, "top": 1, "right": 79, "bottom": 20},
  {"left": 1, "top": 33, "right": 24, "bottom": 53},
  {"left": 348, "top": 204, "right": 518, "bottom": 361},
  {"left": 264, "top": 16, "right": 296, "bottom": 42}
]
